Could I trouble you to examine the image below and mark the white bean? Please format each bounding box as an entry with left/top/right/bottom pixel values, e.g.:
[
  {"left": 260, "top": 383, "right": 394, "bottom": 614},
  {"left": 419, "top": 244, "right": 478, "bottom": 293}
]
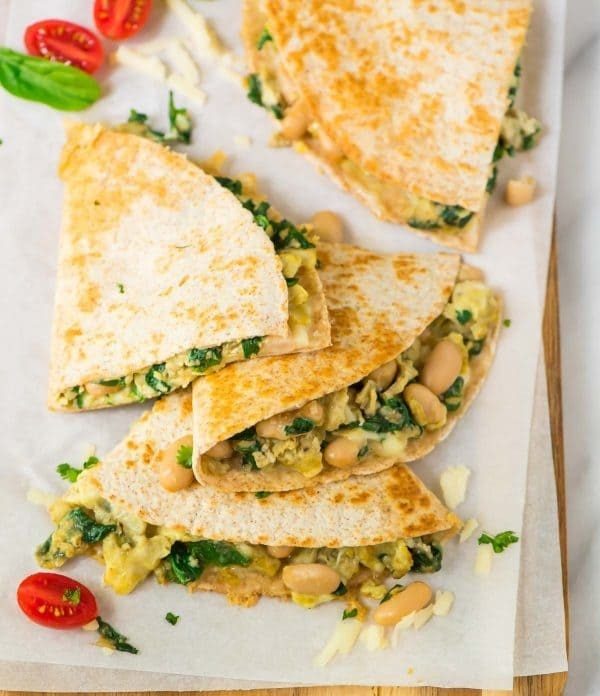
[
  {"left": 420, "top": 339, "right": 463, "bottom": 395},
  {"left": 282, "top": 563, "right": 341, "bottom": 595},
  {"left": 157, "top": 435, "right": 195, "bottom": 492},
  {"left": 373, "top": 582, "right": 433, "bottom": 626}
]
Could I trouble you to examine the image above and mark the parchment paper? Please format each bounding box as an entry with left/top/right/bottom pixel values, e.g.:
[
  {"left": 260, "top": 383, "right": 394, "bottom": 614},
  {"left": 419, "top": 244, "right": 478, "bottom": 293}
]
[{"left": 0, "top": 0, "right": 565, "bottom": 690}]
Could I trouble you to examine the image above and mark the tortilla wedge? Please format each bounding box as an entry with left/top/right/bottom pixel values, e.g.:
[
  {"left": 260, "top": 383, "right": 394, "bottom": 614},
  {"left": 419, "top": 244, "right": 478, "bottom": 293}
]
[
  {"left": 36, "top": 389, "right": 460, "bottom": 605},
  {"left": 48, "top": 123, "right": 330, "bottom": 411},
  {"left": 193, "top": 243, "right": 502, "bottom": 492},
  {"left": 243, "top": 0, "right": 539, "bottom": 251}
]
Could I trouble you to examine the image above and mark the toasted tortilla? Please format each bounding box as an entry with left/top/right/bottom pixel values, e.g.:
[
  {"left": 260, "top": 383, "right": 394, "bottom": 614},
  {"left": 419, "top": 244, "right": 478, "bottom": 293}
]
[
  {"left": 192, "top": 243, "right": 501, "bottom": 492},
  {"left": 94, "top": 390, "right": 459, "bottom": 549},
  {"left": 48, "top": 123, "right": 329, "bottom": 410},
  {"left": 243, "top": 0, "right": 532, "bottom": 250}
]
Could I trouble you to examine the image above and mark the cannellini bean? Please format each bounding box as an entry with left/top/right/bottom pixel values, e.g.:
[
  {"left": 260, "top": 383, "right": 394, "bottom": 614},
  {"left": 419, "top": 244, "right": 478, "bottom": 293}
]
[
  {"left": 266, "top": 545, "right": 294, "bottom": 559},
  {"left": 420, "top": 340, "right": 463, "bottom": 395},
  {"left": 300, "top": 400, "right": 325, "bottom": 424},
  {"left": 280, "top": 99, "right": 310, "bottom": 140},
  {"left": 505, "top": 176, "right": 536, "bottom": 206},
  {"left": 255, "top": 412, "right": 292, "bottom": 440},
  {"left": 205, "top": 440, "right": 234, "bottom": 459},
  {"left": 311, "top": 211, "right": 344, "bottom": 243},
  {"left": 373, "top": 582, "right": 433, "bottom": 626},
  {"left": 85, "top": 382, "right": 121, "bottom": 397},
  {"left": 156, "top": 435, "right": 195, "bottom": 492},
  {"left": 457, "top": 264, "right": 484, "bottom": 282},
  {"left": 323, "top": 437, "right": 363, "bottom": 468},
  {"left": 282, "top": 563, "right": 341, "bottom": 595},
  {"left": 404, "top": 383, "right": 447, "bottom": 427},
  {"left": 367, "top": 360, "right": 398, "bottom": 391}
]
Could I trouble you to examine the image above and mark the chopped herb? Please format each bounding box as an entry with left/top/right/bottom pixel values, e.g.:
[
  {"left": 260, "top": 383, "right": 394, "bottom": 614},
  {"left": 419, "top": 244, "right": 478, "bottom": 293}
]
[
  {"left": 128, "top": 109, "right": 148, "bottom": 124},
  {"left": 492, "top": 141, "right": 505, "bottom": 162},
  {"left": 407, "top": 217, "right": 439, "bottom": 230},
  {"left": 129, "top": 381, "right": 146, "bottom": 402},
  {"left": 167, "top": 540, "right": 251, "bottom": 585},
  {"left": 233, "top": 439, "right": 261, "bottom": 470},
  {"left": 478, "top": 530, "right": 519, "bottom": 553},
  {"left": 214, "top": 176, "right": 242, "bottom": 195},
  {"left": 410, "top": 542, "right": 443, "bottom": 573},
  {"left": 126, "top": 92, "right": 192, "bottom": 145},
  {"left": 246, "top": 73, "right": 283, "bottom": 119},
  {"left": 68, "top": 507, "right": 116, "bottom": 544},
  {"left": 255, "top": 491, "right": 272, "bottom": 499},
  {"left": 176, "top": 445, "right": 193, "bottom": 469},
  {"left": 165, "top": 612, "right": 179, "bottom": 625},
  {"left": 332, "top": 583, "right": 348, "bottom": 596},
  {"left": 284, "top": 417, "right": 315, "bottom": 436},
  {"left": 187, "top": 346, "right": 222, "bottom": 373},
  {"left": 342, "top": 608, "right": 358, "bottom": 620},
  {"left": 380, "top": 584, "right": 404, "bottom": 604},
  {"left": 96, "top": 617, "right": 138, "bottom": 654},
  {"left": 62, "top": 587, "right": 81, "bottom": 605},
  {"left": 242, "top": 336, "right": 263, "bottom": 359},
  {"left": 83, "top": 455, "right": 99, "bottom": 469},
  {"left": 117, "top": 283, "right": 125, "bottom": 294},
  {"left": 145, "top": 363, "right": 171, "bottom": 394},
  {"left": 56, "top": 455, "right": 99, "bottom": 483},
  {"left": 503, "top": 318, "right": 512, "bottom": 327},
  {"left": 486, "top": 165, "right": 498, "bottom": 193},
  {"left": 75, "top": 388, "right": 85, "bottom": 409},
  {"left": 257, "top": 27, "right": 273, "bottom": 50},
  {"left": 241, "top": 198, "right": 315, "bottom": 250},
  {"left": 456, "top": 309, "right": 473, "bottom": 324}
]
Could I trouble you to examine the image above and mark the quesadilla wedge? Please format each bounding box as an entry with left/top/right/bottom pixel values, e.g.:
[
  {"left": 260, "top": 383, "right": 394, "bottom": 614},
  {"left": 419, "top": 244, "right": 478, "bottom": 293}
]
[
  {"left": 48, "top": 123, "right": 329, "bottom": 411},
  {"left": 193, "top": 243, "right": 501, "bottom": 492},
  {"left": 242, "top": 0, "right": 541, "bottom": 251},
  {"left": 35, "top": 390, "right": 460, "bottom": 608}
]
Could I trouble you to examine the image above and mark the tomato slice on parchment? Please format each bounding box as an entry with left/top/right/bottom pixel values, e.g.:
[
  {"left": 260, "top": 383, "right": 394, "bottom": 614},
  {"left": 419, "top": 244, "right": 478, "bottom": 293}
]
[
  {"left": 94, "top": 0, "right": 153, "bottom": 41},
  {"left": 24, "top": 19, "right": 104, "bottom": 74},
  {"left": 17, "top": 572, "right": 98, "bottom": 629}
]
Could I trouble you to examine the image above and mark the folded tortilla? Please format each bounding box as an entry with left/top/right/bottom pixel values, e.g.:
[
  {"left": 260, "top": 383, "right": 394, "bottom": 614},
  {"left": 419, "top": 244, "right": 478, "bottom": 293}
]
[
  {"left": 243, "top": 0, "right": 541, "bottom": 251},
  {"left": 36, "top": 390, "right": 459, "bottom": 606},
  {"left": 48, "top": 124, "right": 329, "bottom": 411},
  {"left": 193, "top": 243, "right": 502, "bottom": 491}
]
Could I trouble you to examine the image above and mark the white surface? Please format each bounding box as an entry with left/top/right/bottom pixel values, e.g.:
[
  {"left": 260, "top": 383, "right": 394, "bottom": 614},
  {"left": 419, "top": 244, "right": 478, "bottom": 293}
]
[
  {"left": 0, "top": 0, "right": 565, "bottom": 691},
  {"left": 560, "top": 2, "right": 600, "bottom": 694}
]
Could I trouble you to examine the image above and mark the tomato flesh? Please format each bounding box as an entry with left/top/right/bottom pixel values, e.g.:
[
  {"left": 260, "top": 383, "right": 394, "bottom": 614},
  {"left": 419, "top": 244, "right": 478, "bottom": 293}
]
[
  {"left": 94, "top": 0, "right": 153, "bottom": 40},
  {"left": 17, "top": 572, "right": 98, "bottom": 629},
  {"left": 24, "top": 20, "right": 104, "bottom": 74}
]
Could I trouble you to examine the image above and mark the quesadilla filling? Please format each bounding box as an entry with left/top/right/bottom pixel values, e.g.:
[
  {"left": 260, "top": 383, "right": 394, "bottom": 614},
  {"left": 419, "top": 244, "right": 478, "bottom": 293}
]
[
  {"left": 248, "top": 23, "right": 541, "bottom": 233},
  {"left": 57, "top": 178, "right": 318, "bottom": 410},
  {"left": 35, "top": 472, "right": 444, "bottom": 607},
  {"left": 201, "top": 266, "right": 499, "bottom": 479}
]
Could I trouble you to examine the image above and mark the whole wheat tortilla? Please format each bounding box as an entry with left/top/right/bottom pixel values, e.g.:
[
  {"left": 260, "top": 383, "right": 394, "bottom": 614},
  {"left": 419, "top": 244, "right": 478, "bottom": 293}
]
[
  {"left": 94, "top": 390, "right": 459, "bottom": 549},
  {"left": 48, "top": 123, "right": 329, "bottom": 410},
  {"left": 242, "top": 0, "right": 531, "bottom": 251}
]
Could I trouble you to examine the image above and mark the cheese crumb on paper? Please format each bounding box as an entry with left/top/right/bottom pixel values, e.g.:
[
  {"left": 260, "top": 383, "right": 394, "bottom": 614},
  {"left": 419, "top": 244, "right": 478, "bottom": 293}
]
[
  {"left": 475, "top": 543, "right": 494, "bottom": 575},
  {"left": 440, "top": 465, "right": 471, "bottom": 509},
  {"left": 432, "top": 590, "right": 455, "bottom": 616},
  {"left": 460, "top": 517, "right": 479, "bottom": 542},
  {"left": 359, "top": 624, "right": 389, "bottom": 651},
  {"left": 314, "top": 618, "right": 362, "bottom": 666}
]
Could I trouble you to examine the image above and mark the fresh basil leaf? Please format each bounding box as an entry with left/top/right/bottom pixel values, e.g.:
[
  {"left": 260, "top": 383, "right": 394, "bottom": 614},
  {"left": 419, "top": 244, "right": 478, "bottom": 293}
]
[{"left": 0, "top": 47, "right": 100, "bottom": 111}]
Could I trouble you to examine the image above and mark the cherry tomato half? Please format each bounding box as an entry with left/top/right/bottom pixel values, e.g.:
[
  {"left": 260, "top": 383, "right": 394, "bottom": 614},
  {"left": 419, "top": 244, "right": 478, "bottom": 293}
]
[
  {"left": 17, "top": 572, "right": 98, "bottom": 629},
  {"left": 94, "top": 0, "right": 153, "bottom": 41},
  {"left": 24, "top": 19, "right": 104, "bottom": 74}
]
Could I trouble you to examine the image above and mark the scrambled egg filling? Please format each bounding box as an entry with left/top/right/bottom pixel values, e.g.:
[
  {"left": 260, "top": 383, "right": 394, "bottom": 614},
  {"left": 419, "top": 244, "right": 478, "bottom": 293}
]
[
  {"left": 58, "top": 177, "right": 318, "bottom": 410},
  {"left": 203, "top": 275, "right": 499, "bottom": 478},
  {"left": 35, "top": 472, "right": 441, "bottom": 606},
  {"left": 248, "top": 37, "right": 541, "bottom": 232}
]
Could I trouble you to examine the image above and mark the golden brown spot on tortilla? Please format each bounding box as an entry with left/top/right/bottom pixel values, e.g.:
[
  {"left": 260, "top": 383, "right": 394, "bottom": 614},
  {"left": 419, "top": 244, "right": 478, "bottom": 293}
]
[
  {"left": 151, "top": 332, "right": 164, "bottom": 345},
  {"left": 126, "top": 440, "right": 135, "bottom": 450},
  {"left": 468, "top": 105, "right": 496, "bottom": 136},
  {"left": 124, "top": 459, "right": 135, "bottom": 468},
  {"left": 332, "top": 493, "right": 344, "bottom": 504},
  {"left": 158, "top": 286, "right": 173, "bottom": 297},
  {"left": 178, "top": 275, "right": 190, "bottom": 287},
  {"left": 349, "top": 491, "right": 371, "bottom": 504},
  {"left": 180, "top": 396, "right": 193, "bottom": 417},
  {"left": 142, "top": 443, "right": 154, "bottom": 464},
  {"left": 64, "top": 325, "right": 83, "bottom": 344}
]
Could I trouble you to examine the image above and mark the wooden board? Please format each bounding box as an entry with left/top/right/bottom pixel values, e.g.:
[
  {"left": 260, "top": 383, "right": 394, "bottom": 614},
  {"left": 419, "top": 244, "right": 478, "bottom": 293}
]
[{"left": 1, "top": 237, "right": 567, "bottom": 696}]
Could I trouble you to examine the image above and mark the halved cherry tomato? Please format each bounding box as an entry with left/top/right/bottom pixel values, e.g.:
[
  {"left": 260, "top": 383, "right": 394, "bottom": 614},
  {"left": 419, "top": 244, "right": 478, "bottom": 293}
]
[
  {"left": 17, "top": 572, "right": 98, "bottom": 629},
  {"left": 24, "top": 20, "right": 104, "bottom": 74},
  {"left": 94, "top": 0, "right": 153, "bottom": 41}
]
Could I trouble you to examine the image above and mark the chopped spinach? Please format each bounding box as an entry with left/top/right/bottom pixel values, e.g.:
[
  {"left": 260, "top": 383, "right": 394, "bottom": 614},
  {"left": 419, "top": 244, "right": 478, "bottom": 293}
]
[
  {"left": 145, "top": 363, "right": 171, "bottom": 394},
  {"left": 257, "top": 27, "right": 273, "bottom": 50},
  {"left": 242, "top": 336, "right": 263, "bottom": 359},
  {"left": 440, "top": 205, "right": 474, "bottom": 228},
  {"left": 503, "top": 318, "right": 512, "bottom": 328},
  {"left": 380, "top": 584, "right": 404, "bottom": 604},
  {"left": 342, "top": 608, "right": 358, "bottom": 620},
  {"left": 410, "top": 542, "right": 442, "bottom": 573},
  {"left": 75, "top": 388, "right": 85, "bottom": 409},
  {"left": 129, "top": 381, "right": 146, "bottom": 402},
  {"left": 468, "top": 339, "right": 484, "bottom": 357},
  {"left": 284, "top": 417, "right": 315, "bottom": 436},
  {"left": 187, "top": 346, "right": 222, "bottom": 372},
  {"left": 231, "top": 426, "right": 257, "bottom": 440},
  {"left": 332, "top": 582, "right": 348, "bottom": 596},
  {"left": 241, "top": 198, "right": 315, "bottom": 250},
  {"left": 486, "top": 165, "right": 498, "bottom": 194},
  {"left": 407, "top": 217, "right": 439, "bottom": 230},
  {"left": 255, "top": 491, "right": 272, "bottom": 499},
  {"left": 233, "top": 439, "right": 261, "bottom": 470},
  {"left": 176, "top": 445, "right": 193, "bottom": 469},
  {"left": 117, "top": 283, "right": 125, "bottom": 294},
  {"left": 285, "top": 276, "right": 299, "bottom": 287},
  {"left": 165, "top": 612, "right": 179, "bottom": 625},
  {"left": 215, "top": 176, "right": 242, "bottom": 195},
  {"left": 361, "top": 396, "right": 415, "bottom": 434},
  {"left": 478, "top": 530, "right": 519, "bottom": 553},
  {"left": 246, "top": 73, "right": 283, "bottom": 119},
  {"left": 96, "top": 617, "right": 139, "bottom": 654},
  {"left": 456, "top": 309, "right": 473, "bottom": 324},
  {"left": 68, "top": 507, "right": 116, "bottom": 544},
  {"left": 126, "top": 92, "right": 192, "bottom": 145},
  {"left": 167, "top": 539, "right": 251, "bottom": 585},
  {"left": 442, "top": 376, "right": 464, "bottom": 412},
  {"left": 98, "top": 377, "right": 125, "bottom": 387},
  {"left": 358, "top": 444, "right": 369, "bottom": 458}
]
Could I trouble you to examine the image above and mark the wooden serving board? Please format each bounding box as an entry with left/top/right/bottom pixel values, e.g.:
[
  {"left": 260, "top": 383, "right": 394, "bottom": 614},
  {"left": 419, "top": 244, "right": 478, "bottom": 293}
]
[{"left": 1, "top": 240, "right": 568, "bottom": 696}]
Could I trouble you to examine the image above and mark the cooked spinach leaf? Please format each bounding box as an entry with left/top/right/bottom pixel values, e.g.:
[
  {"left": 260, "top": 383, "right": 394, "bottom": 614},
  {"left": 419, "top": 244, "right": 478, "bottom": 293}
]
[
  {"left": 440, "top": 205, "right": 474, "bottom": 228},
  {"left": 410, "top": 542, "right": 442, "bottom": 573},
  {"left": 145, "top": 363, "right": 171, "bottom": 393},
  {"left": 126, "top": 92, "right": 192, "bottom": 144},
  {"left": 167, "top": 539, "right": 251, "bottom": 584},
  {"left": 284, "top": 417, "right": 315, "bottom": 436},
  {"left": 242, "top": 336, "right": 263, "bottom": 359},
  {"left": 380, "top": 584, "right": 404, "bottom": 604},
  {"left": 361, "top": 396, "right": 415, "bottom": 433},
  {"left": 442, "top": 376, "right": 464, "bottom": 412},
  {"left": 408, "top": 218, "right": 439, "bottom": 230},
  {"left": 68, "top": 508, "right": 116, "bottom": 544},
  {"left": 456, "top": 309, "right": 473, "bottom": 324},
  {"left": 165, "top": 612, "right": 179, "bottom": 625},
  {"left": 187, "top": 346, "right": 222, "bottom": 372},
  {"left": 246, "top": 73, "right": 283, "bottom": 119},
  {"left": 342, "top": 608, "right": 358, "bottom": 620},
  {"left": 215, "top": 176, "right": 242, "bottom": 195},
  {"left": 96, "top": 617, "right": 139, "bottom": 654}
]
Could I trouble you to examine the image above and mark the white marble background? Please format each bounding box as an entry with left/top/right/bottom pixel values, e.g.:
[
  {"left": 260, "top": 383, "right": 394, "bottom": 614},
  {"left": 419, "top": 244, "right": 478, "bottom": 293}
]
[{"left": 560, "top": 0, "right": 600, "bottom": 694}]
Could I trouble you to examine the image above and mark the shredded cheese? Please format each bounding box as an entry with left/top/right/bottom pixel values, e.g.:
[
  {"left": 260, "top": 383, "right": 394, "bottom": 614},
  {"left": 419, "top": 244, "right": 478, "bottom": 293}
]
[
  {"left": 166, "top": 73, "right": 206, "bottom": 106},
  {"left": 314, "top": 618, "right": 362, "bottom": 667},
  {"left": 166, "top": 40, "right": 200, "bottom": 83},
  {"left": 475, "top": 543, "right": 494, "bottom": 575},
  {"left": 234, "top": 134, "right": 252, "bottom": 148},
  {"left": 390, "top": 611, "right": 416, "bottom": 646},
  {"left": 413, "top": 604, "right": 435, "bottom": 630},
  {"left": 459, "top": 517, "right": 479, "bottom": 543},
  {"left": 439, "top": 465, "right": 471, "bottom": 509},
  {"left": 432, "top": 590, "right": 455, "bottom": 617},
  {"left": 111, "top": 46, "right": 167, "bottom": 81},
  {"left": 359, "top": 624, "right": 389, "bottom": 651}
]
